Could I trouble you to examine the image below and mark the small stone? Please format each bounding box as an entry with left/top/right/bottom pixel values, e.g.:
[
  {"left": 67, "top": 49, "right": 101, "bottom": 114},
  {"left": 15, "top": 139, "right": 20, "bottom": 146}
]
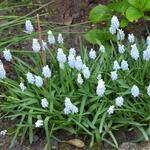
[{"left": 119, "top": 142, "right": 140, "bottom": 150}]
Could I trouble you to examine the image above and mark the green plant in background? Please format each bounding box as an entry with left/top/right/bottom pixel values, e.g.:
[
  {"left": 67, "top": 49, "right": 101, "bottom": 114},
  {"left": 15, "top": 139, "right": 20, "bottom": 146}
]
[
  {"left": 85, "top": 0, "right": 150, "bottom": 44},
  {"left": 0, "top": 15, "right": 150, "bottom": 150}
]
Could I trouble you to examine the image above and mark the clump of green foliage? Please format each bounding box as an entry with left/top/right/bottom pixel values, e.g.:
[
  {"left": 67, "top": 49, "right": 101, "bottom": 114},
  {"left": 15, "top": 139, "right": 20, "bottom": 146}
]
[{"left": 85, "top": 0, "right": 150, "bottom": 44}]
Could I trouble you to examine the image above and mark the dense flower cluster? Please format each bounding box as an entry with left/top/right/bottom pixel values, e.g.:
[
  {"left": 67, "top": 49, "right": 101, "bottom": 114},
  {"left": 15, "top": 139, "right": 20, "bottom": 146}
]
[{"left": 1, "top": 16, "right": 150, "bottom": 134}]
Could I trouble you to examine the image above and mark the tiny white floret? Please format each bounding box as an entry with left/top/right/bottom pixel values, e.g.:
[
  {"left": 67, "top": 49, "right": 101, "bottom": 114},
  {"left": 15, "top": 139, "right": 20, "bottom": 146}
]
[
  {"left": 69, "top": 48, "right": 76, "bottom": 56},
  {"left": 121, "top": 60, "right": 129, "bottom": 71},
  {"left": 25, "top": 20, "right": 34, "bottom": 34},
  {"left": 89, "top": 48, "right": 96, "bottom": 60},
  {"left": 107, "top": 105, "right": 115, "bottom": 115},
  {"left": 3, "top": 49, "right": 12, "bottom": 61},
  {"left": 48, "top": 30, "right": 55, "bottom": 44},
  {"left": 26, "top": 72, "right": 35, "bottom": 84},
  {"left": 42, "top": 65, "right": 51, "bottom": 78},
  {"left": 35, "top": 120, "right": 43, "bottom": 127},
  {"left": 0, "top": 130, "right": 7, "bottom": 136},
  {"left": 96, "top": 79, "right": 106, "bottom": 97},
  {"left": 77, "top": 73, "right": 83, "bottom": 85},
  {"left": 131, "top": 85, "right": 140, "bottom": 97},
  {"left": 35, "top": 75, "right": 43, "bottom": 87},
  {"left": 118, "top": 44, "right": 125, "bottom": 54},
  {"left": 41, "top": 98, "right": 48, "bottom": 108},
  {"left": 0, "top": 61, "right": 6, "bottom": 79},
  {"left": 113, "top": 60, "right": 120, "bottom": 71},
  {"left": 111, "top": 71, "right": 118, "bottom": 81},
  {"left": 128, "top": 33, "right": 135, "bottom": 44},
  {"left": 111, "top": 16, "right": 119, "bottom": 30},
  {"left": 32, "top": 38, "right": 41, "bottom": 52},
  {"left": 115, "top": 96, "right": 124, "bottom": 107},
  {"left": 130, "top": 44, "right": 139, "bottom": 60}
]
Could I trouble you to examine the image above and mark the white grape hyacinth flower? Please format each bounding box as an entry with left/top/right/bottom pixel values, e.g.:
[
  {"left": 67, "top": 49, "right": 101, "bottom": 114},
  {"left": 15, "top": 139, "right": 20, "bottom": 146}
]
[
  {"left": 82, "top": 66, "right": 90, "bottom": 79},
  {"left": 111, "top": 16, "right": 120, "bottom": 30},
  {"left": 147, "top": 84, "right": 150, "bottom": 97},
  {"left": 42, "top": 65, "right": 51, "bottom": 78},
  {"left": 131, "top": 85, "right": 139, "bottom": 97},
  {"left": 68, "top": 54, "right": 76, "bottom": 68},
  {"left": 26, "top": 72, "right": 35, "bottom": 84},
  {"left": 130, "top": 44, "right": 139, "bottom": 60},
  {"left": 35, "top": 75, "right": 43, "bottom": 87},
  {"left": 113, "top": 60, "right": 120, "bottom": 71},
  {"left": 128, "top": 33, "right": 135, "bottom": 44},
  {"left": 35, "top": 119, "right": 43, "bottom": 128},
  {"left": 147, "top": 36, "right": 150, "bottom": 45},
  {"left": 143, "top": 45, "right": 150, "bottom": 61},
  {"left": 96, "top": 79, "right": 106, "bottom": 97},
  {"left": 69, "top": 48, "right": 76, "bottom": 56},
  {"left": 107, "top": 105, "right": 115, "bottom": 115},
  {"left": 32, "top": 38, "right": 41, "bottom": 52},
  {"left": 0, "top": 60, "right": 6, "bottom": 79},
  {"left": 109, "top": 25, "right": 117, "bottom": 35},
  {"left": 0, "top": 130, "right": 7, "bottom": 136},
  {"left": 111, "top": 71, "right": 118, "bottom": 81},
  {"left": 118, "top": 44, "right": 125, "bottom": 54},
  {"left": 99, "top": 45, "right": 105, "bottom": 53},
  {"left": 121, "top": 60, "right": 129, "bottom": 71},
  {"left": 77, "top": 73, "right": 83, "bottom": 85},
  {"left": 75, "top": 56, "right": 83, "bottom": 71},
  {"left": 57, "top": 48, "right": 67, "bottom": 63},
  {"left": 41, "top": 98, "right": 48, "bottom": 108},
  {"left": 64, "top": 97, "right": 78, "bottom": 114},
  {"left": 89, "top": 48, "right": 96, "bottom": 60},
  {"left": 57, "top": 33, "right": 63, "bottom": 44},
  {"left": 48, "top": 30, "right": 55, "bottom": 44},
  {"left": 115, "top": 96, "right": 124, "bottom": 107},
  {"left": 117, "top": 29, "right": 125, "bottom": 41},
  {"left": 19, "top": 82, "right": 26, "bottom": 92},
  {"left": 3, "top": 49, "right": 12, "bottom": 61},
  {"left": 25, "top": 20, "right": 34, "bottom": 34}
]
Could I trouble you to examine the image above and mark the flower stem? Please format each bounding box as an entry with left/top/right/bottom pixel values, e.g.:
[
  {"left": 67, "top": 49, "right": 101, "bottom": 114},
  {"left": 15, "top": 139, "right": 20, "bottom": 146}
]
[{"left": 36, "top": 14, "right": 45, "bottom": 66}]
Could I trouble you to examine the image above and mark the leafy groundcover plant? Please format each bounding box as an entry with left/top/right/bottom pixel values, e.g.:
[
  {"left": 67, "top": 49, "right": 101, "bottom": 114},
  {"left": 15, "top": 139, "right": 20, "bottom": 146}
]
[{"left": 0, "top": 15, "right": 150, "bottom": 149}]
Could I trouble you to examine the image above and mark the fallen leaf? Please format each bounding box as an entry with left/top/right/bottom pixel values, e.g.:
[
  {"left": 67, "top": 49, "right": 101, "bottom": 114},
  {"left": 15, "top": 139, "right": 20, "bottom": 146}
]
[{"left": 64, "top": 139, "right": 85, "bottom": 148}]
